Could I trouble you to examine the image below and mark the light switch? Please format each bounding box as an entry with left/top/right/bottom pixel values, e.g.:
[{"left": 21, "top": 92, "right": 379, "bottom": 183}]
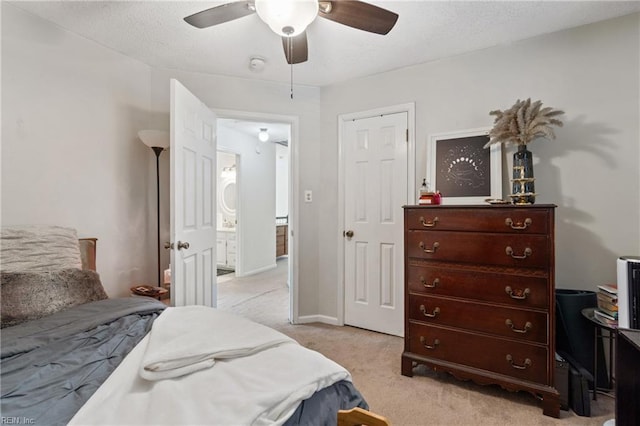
[{"left": 304, "top": 190, "right": 313, "bottom": 203}]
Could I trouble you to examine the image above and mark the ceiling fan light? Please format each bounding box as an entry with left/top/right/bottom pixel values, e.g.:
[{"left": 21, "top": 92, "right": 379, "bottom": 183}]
[
  {"left": 258, "top": 128, "right": 270, "bottom": 142},
  {"left": 255, "top": 0, "right": 318, "bottom": 37}
]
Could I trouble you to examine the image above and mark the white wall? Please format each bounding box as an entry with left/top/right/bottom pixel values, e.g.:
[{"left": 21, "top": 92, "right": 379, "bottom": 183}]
[
  {"left": 319, "top": 14, "right": 640, "bottom": 319},
  {"left": 1, "top": 4, "right": 157, "bottom": 297},
  {"left": 217, "top": 126, "right": 276, "bottom": 275}
]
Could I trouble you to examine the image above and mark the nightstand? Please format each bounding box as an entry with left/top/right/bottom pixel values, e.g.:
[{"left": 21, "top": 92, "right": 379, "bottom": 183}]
[{"left": 130, "top": 285, "right": 168, "bottom": 301}]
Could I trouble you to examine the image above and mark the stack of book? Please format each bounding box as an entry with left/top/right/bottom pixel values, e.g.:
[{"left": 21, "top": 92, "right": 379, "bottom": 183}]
[
  {"left": 418, "top": 179, "right": 441, "bottom": 205},
  {"left": 419, "top": 191, "right": 437, "bottom": 205},
  {"left": 594, "top": 284, "right": 618, "bottom": 327}
]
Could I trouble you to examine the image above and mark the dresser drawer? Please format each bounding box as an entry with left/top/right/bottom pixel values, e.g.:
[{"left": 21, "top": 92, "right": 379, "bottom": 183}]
[
  {"left": 405, "top": 208, "right": 549, "bottom": 234},
  {"left": 407, "top": 264, "right": 549, "bottom": 309},
  {"left": 406, "top": 230, "right": 549, "bottom": 268},
  {"left": 408, "top": 294, "right": 548, "bottom": 344},
  {"left": 407, "top": 322, "right": 549, "bottom": 385}
]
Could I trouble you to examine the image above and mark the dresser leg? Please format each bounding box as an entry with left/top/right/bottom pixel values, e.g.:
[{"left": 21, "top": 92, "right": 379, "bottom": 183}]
[
  {"left": 401, "top": 355, "right": 414, "bottom": 377},
  {"left": 542, "top": 392, "right": 560, "bottom": 418}
]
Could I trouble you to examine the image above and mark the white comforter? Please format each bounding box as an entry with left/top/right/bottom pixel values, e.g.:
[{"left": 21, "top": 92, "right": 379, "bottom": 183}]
[{"left": 69, "top": 307, "right": 351, "bottom": 426}]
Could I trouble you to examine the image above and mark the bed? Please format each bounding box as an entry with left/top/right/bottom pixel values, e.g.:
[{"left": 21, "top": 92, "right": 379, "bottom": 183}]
[{"left": 0, "top": 226, "right": 386, "bottom": 425}]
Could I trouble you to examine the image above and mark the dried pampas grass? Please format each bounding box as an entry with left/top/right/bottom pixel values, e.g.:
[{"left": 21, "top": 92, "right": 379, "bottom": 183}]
[{"left": 485, "top": 98, "right": 564, "bottom": 148}]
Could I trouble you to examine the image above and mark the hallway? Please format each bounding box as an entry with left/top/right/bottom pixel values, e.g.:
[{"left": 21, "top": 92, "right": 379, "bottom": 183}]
[{"left": 216, "top": 257, "right": 289, "bottom": 328}]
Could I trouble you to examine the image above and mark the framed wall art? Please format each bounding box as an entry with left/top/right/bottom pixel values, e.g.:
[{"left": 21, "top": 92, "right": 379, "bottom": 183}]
[{"left": 427, "top": 128, "right": 502, "bottom": 205}]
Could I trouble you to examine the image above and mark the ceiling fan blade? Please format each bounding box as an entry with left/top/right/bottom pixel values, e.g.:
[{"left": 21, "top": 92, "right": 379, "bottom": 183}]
[
  {"left": 184, "top": 1, "right": 256, "bottom": 29},
  {"left": 319, "top": 1, "right": 398, "bottom": 35},
  {"left": 282, "top": 32, "right": 308, "bottom": 64}
]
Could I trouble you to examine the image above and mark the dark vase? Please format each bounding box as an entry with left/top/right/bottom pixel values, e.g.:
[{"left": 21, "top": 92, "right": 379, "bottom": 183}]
[{"left": 511, "top": 144, "right": 535, "bottom": 204}]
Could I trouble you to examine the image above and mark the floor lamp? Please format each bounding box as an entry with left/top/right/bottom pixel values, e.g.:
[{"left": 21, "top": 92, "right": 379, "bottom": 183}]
[{"left": 138, "top": 130, "right": 170, "bottom": 287}]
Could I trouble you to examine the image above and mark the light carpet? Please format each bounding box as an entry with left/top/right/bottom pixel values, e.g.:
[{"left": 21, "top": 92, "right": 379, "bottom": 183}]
[{"left": 217, "top": 258, "right": 614, "bottom": 425}]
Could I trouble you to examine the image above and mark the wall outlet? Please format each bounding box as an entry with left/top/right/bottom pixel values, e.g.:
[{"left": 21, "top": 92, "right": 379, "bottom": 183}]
[{"left": 304, "top": 190, "right": 313, "bottom": 203}]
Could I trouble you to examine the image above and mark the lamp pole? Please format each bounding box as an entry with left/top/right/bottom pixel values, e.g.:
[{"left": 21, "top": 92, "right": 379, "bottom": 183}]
[
  {"left": 138, "top": 130, "right": 169, "bottom": 288},
  {"left": 151, "top": 146, "right": 164, "bottom": 287}
]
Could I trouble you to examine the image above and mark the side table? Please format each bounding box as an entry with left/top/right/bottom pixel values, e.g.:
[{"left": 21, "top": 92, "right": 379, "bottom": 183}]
[
  {"left": 130, "top": 285, "right": 168, "bottom": 301},
  {"left": 581, "top": 307, "right": 616, "bottom": 400}
]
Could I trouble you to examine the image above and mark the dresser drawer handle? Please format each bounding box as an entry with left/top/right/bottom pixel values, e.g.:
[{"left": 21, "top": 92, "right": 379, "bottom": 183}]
[
  {"left": 505, "top": 217, "right": 532, "bottom": 230},
  {"left": 505, "top": 286, "right": 531, "bottom": 300},
  {"left": 505, "top": 319, "right": 533, "bottom": 334},
  {"left": 419, "top": 216, "right": 439, "bottom": 227},
  {"left": 420, "top": 277, "right": 439, "bottom": 288},
  {"left": 419, "top": 305, "right": 440, "bottom": 318},
  {"left": 419, "top": 336, "right": 440, "bottom": 350},
  {"left": 506, "top": 246, "right": 532, "bottom": 259},
  {"left": 506, "top": 354, "right": 532, "bottom": 370},
  {"left": 419, "top": 241, "right": 440, "bottom": 253}
]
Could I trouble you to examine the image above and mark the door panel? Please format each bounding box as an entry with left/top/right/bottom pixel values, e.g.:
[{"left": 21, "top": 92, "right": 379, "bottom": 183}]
[
  {"left": 355, "top": 242, "right": 369, "bottom": 303},
  {"left": 380, "top": 243, "right": 395, "bottom": 307},
  {"left": 344, "top": 112, "right": 408, "bottom": 336},
  {"left": 170, "top": 79, "right": 217, "bottom": 307}
]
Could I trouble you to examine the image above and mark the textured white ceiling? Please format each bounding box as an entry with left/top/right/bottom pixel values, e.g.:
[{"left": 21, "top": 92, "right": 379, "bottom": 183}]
[{"left": 10, "top": 1, "right": 640, "bottom": 86}]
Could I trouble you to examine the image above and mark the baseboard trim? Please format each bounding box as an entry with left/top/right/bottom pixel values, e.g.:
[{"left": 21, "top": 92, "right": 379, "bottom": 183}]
[
  {"left": 236, "top": 263, "right": 277, "bottom": 278},
  {"left": 295, "top": 314, "right": 340, "bottom": 326}
]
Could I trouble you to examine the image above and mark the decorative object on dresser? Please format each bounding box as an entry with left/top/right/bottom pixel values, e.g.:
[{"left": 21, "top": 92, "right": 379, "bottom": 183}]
[
  {"left": 418, "top": 179, "right": 441, "bottom": 205},
  {"left": 138, "top": 130, "right": 170, "bottom": 286},
  {"left": 428, "top": 128, "right": 502, "bottom": 205},
  {"left": 484, "top": 99, "right": 564, "bottom": 205},
  {"left": 402, "top": 204, "right": 560, "bottom": 417}
]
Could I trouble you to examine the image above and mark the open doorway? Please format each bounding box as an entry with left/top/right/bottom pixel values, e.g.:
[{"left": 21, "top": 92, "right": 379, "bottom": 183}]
[{"left": 215, "top": 117, "right": 292, "bottom": 326}]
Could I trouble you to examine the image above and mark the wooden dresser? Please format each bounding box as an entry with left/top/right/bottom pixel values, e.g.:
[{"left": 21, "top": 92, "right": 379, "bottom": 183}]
[{"left": 401, "top": 205, "right": 560, "bottom": 417}]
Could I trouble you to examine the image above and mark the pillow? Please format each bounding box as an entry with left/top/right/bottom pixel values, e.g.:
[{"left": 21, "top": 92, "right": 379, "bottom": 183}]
[
  {"left": 1, "top": 225, "right": 82, "bottom": 272},
  {"left": 0, "top": 269, "right": 108, "bottom": 328}
]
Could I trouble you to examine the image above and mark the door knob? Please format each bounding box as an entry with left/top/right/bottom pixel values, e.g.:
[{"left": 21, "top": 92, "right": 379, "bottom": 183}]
[
  {"left": 344, "top": 230, "right": 354, "bottom": 238},
  {"left": 164, "top": 242, "right": 174, "bottom": 249},
  {"left": 177, "top": 241, "right": 190, "bottom": 250}
]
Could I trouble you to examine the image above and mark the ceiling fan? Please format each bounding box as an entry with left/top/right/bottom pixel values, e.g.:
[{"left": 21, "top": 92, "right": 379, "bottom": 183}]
[{"left": 184, "top": 0, "right": 399, "bottom": 65}]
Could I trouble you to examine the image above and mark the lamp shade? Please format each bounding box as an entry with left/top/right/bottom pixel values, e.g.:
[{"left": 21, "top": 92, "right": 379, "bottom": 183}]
[
  {"left": 138, "top": 130, "right": 170, "bottom": 149},
  {"left": 255, "top": 0, "right": 318, "bottom": 37}
]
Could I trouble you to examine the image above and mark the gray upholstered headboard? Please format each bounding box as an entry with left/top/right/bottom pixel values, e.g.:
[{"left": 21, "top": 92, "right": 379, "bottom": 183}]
[{"left": 79, "top": 238, "right": 97, "bottom": 271}]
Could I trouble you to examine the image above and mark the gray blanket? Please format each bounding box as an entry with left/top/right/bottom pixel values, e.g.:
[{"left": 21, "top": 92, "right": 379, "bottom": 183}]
[
  {"left": 1, "top": 297, "right": 165, "bottom": 426},
  {"left": 1, "top": 298, "right": 367, "bottom": 425}
]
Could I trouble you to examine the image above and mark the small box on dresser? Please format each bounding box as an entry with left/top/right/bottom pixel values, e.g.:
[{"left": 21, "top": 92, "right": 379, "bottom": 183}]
[{"left": 401, "top": 204, "right": 560, "bottom": 418}]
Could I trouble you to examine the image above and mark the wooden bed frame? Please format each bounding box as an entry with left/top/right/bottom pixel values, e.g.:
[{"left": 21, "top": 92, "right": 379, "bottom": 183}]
[
  {"left": 79, "top": 238, "right": 97, "bottom": 271},
  {"left": 337, "top": 407, "right": 390, "bottom": 425}
]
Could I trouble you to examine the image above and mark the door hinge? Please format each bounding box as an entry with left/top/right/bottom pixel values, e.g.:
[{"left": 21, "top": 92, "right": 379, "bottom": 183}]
[{"left": 405, "top": 129, "right": 409, "bottom": 142}]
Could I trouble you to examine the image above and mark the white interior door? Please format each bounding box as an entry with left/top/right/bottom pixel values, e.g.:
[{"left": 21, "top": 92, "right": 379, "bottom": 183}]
[
  {"left": 344, "top": 112, "right": 408, "bottom": 336},
  {"left": 170, "top": 79, "right": 217, "bottom": 307}
]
